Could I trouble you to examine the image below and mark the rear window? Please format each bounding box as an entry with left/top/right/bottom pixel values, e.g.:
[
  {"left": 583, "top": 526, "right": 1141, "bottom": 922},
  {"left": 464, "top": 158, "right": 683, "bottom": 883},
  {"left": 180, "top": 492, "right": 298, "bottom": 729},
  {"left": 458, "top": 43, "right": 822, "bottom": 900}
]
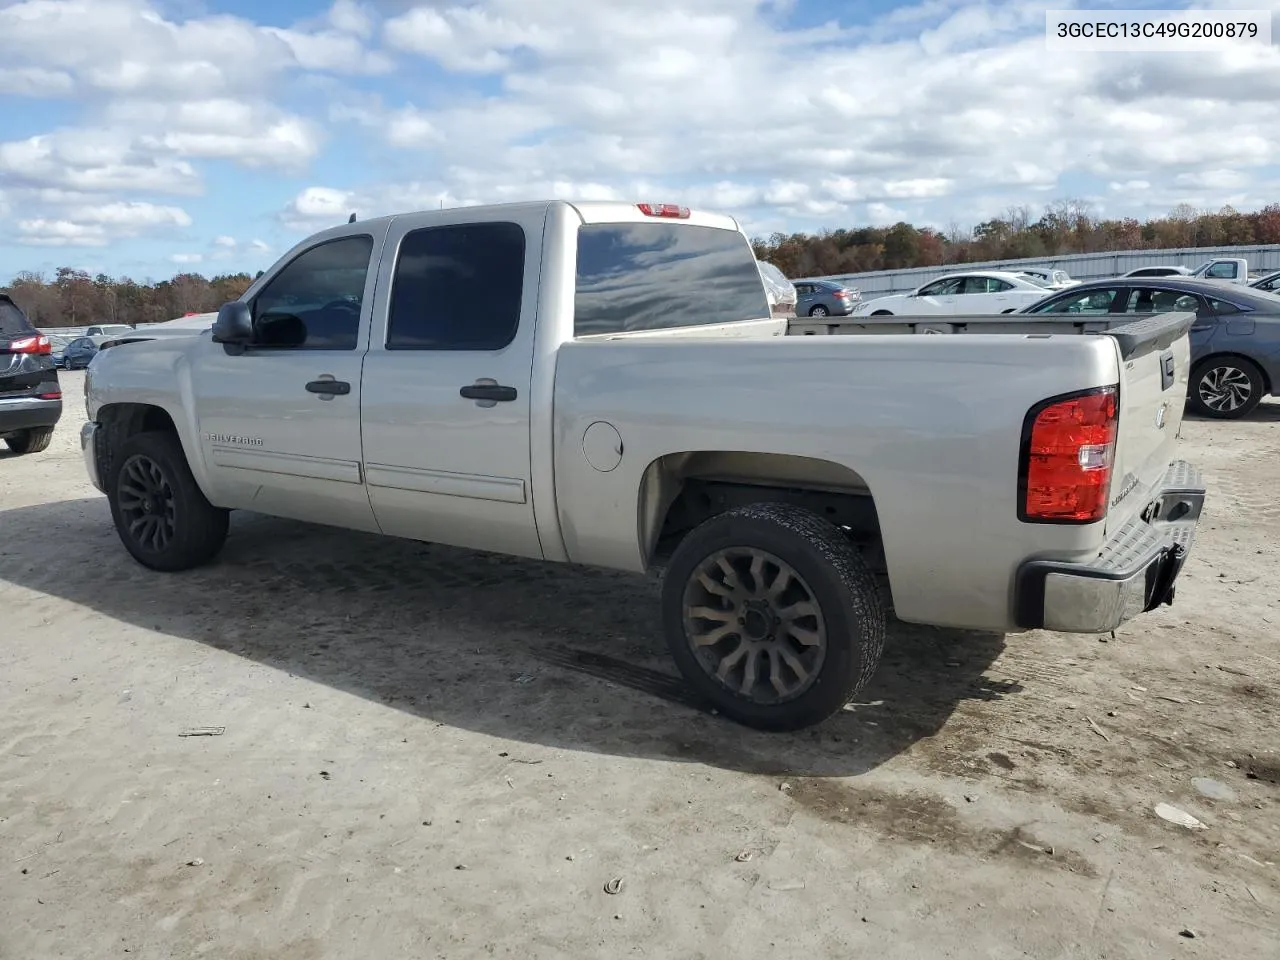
[
  {"left": 0, "top": 296, "right": 35, "bottom": 338},
  {"left": 574, "top": 223, "right": 770, "bottom": 336}
]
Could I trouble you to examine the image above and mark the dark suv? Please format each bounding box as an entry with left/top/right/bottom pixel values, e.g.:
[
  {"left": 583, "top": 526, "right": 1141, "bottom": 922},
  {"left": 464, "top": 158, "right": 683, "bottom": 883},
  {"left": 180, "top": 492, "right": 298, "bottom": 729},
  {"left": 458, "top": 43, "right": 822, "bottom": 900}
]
[{"left": 0, "top": 294, "right": 62, "bottom": 454}]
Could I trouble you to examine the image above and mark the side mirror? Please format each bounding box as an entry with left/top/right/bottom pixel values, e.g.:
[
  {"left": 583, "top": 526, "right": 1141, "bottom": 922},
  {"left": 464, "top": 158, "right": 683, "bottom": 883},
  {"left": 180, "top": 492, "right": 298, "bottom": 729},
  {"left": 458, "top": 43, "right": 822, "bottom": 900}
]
[{"left": 212, "top": 301, "right": 252, "bottom": 354}]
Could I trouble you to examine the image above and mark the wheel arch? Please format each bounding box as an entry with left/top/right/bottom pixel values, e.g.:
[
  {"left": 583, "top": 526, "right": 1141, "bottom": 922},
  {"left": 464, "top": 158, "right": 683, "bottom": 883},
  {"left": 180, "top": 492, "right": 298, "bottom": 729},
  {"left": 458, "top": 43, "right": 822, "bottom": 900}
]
[
  {"left": 95, "top": 402, "right": 210, "bottom": 497},
  {"left": 637, "top": 449, "right": 887, "bottom": 585}
]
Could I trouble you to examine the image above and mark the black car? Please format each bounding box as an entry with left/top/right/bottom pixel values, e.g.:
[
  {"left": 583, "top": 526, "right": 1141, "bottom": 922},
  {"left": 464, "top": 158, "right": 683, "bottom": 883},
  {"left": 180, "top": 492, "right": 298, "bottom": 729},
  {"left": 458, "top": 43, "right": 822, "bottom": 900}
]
[
  {"left": 0, "top": 294, "right": 62, "bottom": 454},
  {"left": 1018, "top": 277, "right": 1280, "bottom": 419}
]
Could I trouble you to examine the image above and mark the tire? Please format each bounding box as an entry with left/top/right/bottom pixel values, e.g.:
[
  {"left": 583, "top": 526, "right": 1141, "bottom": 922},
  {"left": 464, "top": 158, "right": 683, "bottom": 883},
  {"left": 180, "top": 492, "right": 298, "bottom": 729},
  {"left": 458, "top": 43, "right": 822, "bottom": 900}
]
[
  {"left": 4, "top": 427, "right": 55, "bottom": 455},
  {"left": 809, "top": 305, "right": 830, "bottom": 317},
  {"left": 871, "top": 310, "right": 893, "bottom": 316},
  {"left": 107, "top": 431, "right": 229, "bottom": 572},
  {"left": 661, "top": 502, "right": 886, "bottom": 732},
  {"left": 1189, "top": 356, "right": 1264, "bottom": 419}
]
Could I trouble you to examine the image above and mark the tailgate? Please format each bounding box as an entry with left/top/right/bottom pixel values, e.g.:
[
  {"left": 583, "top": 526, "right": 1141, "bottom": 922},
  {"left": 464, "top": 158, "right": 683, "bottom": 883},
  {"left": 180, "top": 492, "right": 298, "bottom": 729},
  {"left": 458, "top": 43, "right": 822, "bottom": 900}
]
[{"left": 1103, "top": 312, "right": 1195, "bottom": 531}]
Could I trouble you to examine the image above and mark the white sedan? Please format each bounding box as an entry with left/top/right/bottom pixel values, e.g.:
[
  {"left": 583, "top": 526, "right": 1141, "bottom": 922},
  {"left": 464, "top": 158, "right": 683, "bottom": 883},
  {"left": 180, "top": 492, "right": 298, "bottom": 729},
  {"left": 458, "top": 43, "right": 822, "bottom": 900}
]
[{"left": 850, "top": 271, "right": 1054, "bottom": 317}]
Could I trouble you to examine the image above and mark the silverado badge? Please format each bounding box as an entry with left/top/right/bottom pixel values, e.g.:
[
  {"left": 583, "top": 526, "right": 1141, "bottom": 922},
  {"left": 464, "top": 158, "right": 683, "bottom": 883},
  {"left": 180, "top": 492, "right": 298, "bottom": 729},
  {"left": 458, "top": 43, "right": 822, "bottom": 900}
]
[{"left": 206, "top": 433, "right": 264, "bottom": 446}]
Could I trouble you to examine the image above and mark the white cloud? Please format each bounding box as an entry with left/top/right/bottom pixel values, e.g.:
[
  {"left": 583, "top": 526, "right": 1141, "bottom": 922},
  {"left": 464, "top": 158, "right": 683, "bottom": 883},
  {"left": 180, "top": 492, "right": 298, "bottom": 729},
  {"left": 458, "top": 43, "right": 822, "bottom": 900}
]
[
  {"left": 16, "top": 219, "right": 112, "bottom": 247},
  {"left": 8, "top": 0, "right": 1280, "bottom": 268},
  {"left": 0, "top": 132, "right": 200, "bottom": 194},
  {"left": 329, "top": 0, "right": 375, "bottom": 39},
  {"left": 170, "top": 253, "right": 204, "bottom": 264},
  {"left": 14, "top": 200, "right": 191, "bottom": 247},
  {"left": 214, "top": 236, "right": 237, "bottom": 249},
  {"left": 0, "top": 67, "right": 74, "bottom": 97}
]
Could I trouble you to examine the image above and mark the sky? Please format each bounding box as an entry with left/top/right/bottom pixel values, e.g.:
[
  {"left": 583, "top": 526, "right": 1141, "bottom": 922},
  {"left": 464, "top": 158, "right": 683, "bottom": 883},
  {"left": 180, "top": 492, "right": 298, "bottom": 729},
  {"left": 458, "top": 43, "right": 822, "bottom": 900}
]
[{"left": 1, "top": 0, "right": 1278, "bottom": 281}]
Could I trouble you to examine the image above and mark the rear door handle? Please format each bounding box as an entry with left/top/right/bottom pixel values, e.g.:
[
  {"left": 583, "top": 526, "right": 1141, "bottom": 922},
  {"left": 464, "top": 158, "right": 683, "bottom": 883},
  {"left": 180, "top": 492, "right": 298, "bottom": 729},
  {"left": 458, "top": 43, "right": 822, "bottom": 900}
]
[
  {"left": 460, "top": 382, "right": 517, "bottom": 403},
  {"left": 306, "top": 378, "right": 350, "bottom": 396}
]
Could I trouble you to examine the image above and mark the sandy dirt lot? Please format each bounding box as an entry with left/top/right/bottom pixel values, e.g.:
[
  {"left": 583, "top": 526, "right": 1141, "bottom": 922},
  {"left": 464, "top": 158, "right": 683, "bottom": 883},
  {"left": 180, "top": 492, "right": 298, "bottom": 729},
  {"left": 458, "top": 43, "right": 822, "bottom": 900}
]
[{"left": 2, "top": 370, "right": 1277, "bottom": 960}]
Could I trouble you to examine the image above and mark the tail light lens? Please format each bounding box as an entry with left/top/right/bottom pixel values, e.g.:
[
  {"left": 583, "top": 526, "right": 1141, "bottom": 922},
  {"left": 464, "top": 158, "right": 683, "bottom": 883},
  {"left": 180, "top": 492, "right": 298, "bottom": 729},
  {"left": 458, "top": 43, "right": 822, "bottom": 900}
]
[
  {"left": 38, "top": 388, "right": 62, "bottom": 400},
  {"left": 7, "top": 334, "right": 51, "bottom": 354},
  {"left": 833, "top": 290, "right": 849, "bottom": 299},
  {"left": 1019, "top": 385, "right": 1118, "bottom": 523}
]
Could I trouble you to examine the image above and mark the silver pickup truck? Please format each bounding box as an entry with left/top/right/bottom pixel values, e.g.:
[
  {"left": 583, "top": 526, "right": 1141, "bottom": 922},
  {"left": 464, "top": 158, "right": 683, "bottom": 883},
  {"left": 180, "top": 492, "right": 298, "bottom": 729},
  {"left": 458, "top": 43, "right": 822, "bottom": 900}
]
[{"left": 81, "top": 200, "right": 1205, "bottom": 731}]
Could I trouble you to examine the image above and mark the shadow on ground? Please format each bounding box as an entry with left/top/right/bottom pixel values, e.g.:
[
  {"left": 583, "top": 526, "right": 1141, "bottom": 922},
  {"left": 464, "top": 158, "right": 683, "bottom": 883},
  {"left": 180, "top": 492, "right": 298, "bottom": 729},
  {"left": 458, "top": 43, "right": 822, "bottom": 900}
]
[
  {"left": 1184, "top": 397, "right": 1280, "bottom": 423},
  {"left": 1, "top": 496, "right": 1020, "bottom": 778}
]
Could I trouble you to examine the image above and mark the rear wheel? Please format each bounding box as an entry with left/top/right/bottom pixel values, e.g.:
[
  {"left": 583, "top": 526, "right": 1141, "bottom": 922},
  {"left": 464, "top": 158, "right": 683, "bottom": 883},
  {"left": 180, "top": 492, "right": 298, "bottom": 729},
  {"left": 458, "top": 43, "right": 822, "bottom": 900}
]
[
  {"left": 1190, "top": 356, "right": 1264, "bottom": 419},
  {"left": 809, "top": 305, "right": 830, "bottom": 317},
  {"left": 108, "top": 431, "right": 229, "bottom": 571},
  {"left": 661, "top": 502, "right": 886, "bottom": 731},
  {"left": 4, "top": 427, "right": 55, "bottom": 455}
]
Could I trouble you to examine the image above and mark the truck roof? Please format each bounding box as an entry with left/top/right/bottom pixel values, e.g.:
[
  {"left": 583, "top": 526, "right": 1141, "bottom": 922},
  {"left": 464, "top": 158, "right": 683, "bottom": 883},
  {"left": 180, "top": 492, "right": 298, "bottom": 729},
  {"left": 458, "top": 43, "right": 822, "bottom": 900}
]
[{"left": 324, "top": 200, "right": 741, "bottom": 235}]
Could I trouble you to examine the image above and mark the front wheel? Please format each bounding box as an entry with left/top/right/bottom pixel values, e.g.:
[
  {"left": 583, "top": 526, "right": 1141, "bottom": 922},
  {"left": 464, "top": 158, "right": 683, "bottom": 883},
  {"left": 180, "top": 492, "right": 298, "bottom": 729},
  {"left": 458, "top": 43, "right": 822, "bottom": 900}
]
[
  {"left": 108, "top": 431, "right": 229, "bottom": 571},
  {"left": 1189, "top": 356, "right": 1264, "bottom": 419},
  {"left": 661, "top": 502, "right": 886, "bottom": 731}
]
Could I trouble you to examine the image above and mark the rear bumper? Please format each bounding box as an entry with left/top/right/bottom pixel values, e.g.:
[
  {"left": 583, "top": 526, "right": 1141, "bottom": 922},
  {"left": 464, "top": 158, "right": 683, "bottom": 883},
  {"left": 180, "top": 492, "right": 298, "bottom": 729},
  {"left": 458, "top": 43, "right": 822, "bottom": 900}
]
[
  {"left": 1014, "top": 460, "right": 1205, "bottom": 633},
  {"left": 81, "top": 421, "right": 104, "bottom": 493},
  {"left": 0, "top": 396, "right": 62, "bottom": 437}
]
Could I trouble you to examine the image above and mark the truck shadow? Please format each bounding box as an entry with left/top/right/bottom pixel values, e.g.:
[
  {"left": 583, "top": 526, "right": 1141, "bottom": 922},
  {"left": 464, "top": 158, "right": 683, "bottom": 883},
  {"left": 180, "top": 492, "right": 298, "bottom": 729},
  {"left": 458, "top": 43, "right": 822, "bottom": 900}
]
[{"left": 1, "top": 497, "right": 1017, "bottom": 779}]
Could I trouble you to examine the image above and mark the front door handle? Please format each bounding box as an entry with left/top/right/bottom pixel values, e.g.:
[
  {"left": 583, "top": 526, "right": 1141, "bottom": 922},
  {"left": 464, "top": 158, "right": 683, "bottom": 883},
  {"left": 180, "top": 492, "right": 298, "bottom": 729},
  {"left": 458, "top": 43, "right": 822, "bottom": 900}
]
[
  {"left": 306, "top": 378, "right": 350, "bottom": 396},
  {"left": 460, "top": 382, "right": 517, "bottom": 403}
]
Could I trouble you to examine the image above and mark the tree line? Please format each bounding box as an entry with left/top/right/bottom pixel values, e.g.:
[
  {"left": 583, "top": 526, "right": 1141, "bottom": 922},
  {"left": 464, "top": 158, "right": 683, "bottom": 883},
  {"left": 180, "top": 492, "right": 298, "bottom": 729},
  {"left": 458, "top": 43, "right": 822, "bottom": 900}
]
[
  {"left": 2, "top": 268, "right": 259, "bottom": 329},
  {"left": 752, "top": 201, "right": 1280, "bottom": 279}
]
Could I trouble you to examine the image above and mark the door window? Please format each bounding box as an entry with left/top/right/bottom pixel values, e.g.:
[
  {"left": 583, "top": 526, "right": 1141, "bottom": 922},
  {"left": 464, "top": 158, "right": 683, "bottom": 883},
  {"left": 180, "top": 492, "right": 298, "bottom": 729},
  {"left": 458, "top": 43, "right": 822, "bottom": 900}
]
[
  {"left": 918, "top": 278, "right": 963, "bottom": 296},
  {"left": 1204, "top": 262, "right": 1237, "bottom": 280},
  {"left": 1026, "top": 288, "right": 1122, "bottom": 315},
  {"left": 960, "top": 277, "right": 994, "bottom": 294},
  {"left": 1123, "top": 288, "right": 1208, "bottom": 316},
  {"left": 250, "top": 235, "right": 374, "bottom": 350},
  {"left": 386, "top": 222, "right": 525, "bottom": 351}
]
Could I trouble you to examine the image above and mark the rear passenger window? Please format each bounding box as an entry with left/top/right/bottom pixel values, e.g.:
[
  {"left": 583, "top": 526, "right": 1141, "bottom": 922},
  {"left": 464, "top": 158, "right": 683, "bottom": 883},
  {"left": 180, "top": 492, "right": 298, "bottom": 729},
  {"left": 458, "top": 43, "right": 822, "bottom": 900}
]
[
  {"left": 387, "top": 222, "right": 525, "bottom": 351},
  {"left": 1209, "top": 299, "right": 1242, "bottom": 315},
  {"left": 574, "top": 223, "right": 769, "bottom": 336}
]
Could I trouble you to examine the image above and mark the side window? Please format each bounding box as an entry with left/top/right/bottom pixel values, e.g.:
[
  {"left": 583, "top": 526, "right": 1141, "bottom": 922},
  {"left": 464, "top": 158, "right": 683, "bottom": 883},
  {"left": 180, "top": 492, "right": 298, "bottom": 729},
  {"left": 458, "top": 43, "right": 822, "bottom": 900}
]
[
  {"left": 387, "top": 222, "right": 525, "bottom": 351},
  {"left": 250, "top": 235, "right": 374, "bottom": 350},
  {"left": 1028, "top": 288, "right": 1121, "bottom": 315},
  {"left": 990, "top": 279, "right": 1014, "bottom": 292},
  {"left": 794, "top": 283, "right": 811, "bottom": 296},
  {"left": 1205, "top": 262, "right": 1237, "bottom": 279},
  {"left": 960, "top": 277, "right": 992, "bottom": 294},
  {"left": 574, "top": 223, "right": 769, "bottom": 336},
  {"left": 1209, "top": 298, "right": 1242, "bottom": 315},
  {"left": 919, "top": 278, "right": 961, "bottom": 296}
]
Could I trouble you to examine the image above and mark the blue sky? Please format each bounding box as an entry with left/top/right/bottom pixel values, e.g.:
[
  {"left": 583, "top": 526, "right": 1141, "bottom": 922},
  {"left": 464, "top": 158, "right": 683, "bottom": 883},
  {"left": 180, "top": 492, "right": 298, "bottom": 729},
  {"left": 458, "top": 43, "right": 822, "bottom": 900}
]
[{"left": 1, "top": 0, "right": 1278, "bottom": 284}]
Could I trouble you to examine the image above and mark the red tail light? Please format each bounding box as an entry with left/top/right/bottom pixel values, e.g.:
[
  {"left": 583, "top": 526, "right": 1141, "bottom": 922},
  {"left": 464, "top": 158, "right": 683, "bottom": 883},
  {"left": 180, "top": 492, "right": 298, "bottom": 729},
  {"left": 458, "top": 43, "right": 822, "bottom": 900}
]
[
  {"left": 1019, "top": 385, "right": 1118, "bottom": 523},
  {"left": 637, "top": 202, "right": 690, "bottom": 219},
  {"left": 833, "top": 290, "right": 849, "bottom": 299},
  {"left": 38, "top": 389, "right": 62, "bottom": 400},
  {"left": 8, "top": 334, "right": 51, "bottom": 355}
]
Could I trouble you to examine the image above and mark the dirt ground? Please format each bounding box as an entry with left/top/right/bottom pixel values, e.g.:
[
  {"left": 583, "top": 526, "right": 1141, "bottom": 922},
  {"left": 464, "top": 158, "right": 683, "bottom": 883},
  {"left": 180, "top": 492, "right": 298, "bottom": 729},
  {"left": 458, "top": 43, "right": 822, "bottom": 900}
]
[{"left": 1, "top": 370, "right": 1277, "bottom": 960}]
